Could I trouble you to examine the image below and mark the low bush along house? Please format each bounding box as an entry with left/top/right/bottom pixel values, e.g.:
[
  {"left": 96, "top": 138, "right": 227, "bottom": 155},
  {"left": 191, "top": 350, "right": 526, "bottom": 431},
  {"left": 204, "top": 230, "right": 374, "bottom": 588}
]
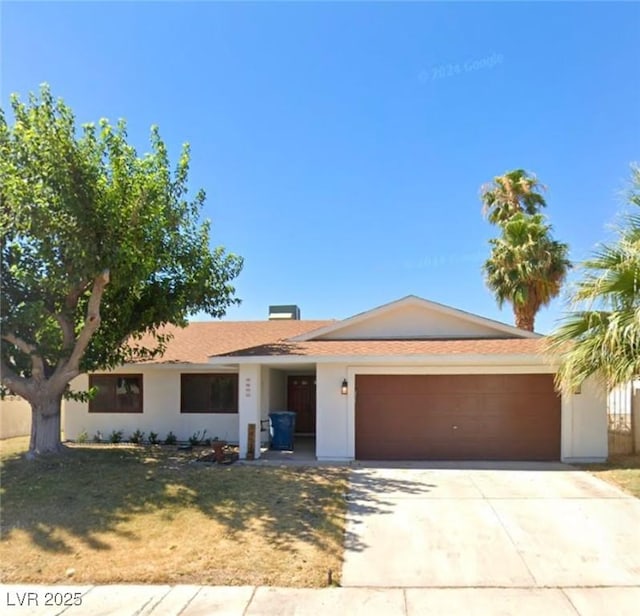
[{"left": 64, "top": 295, "right": 607, "bottom": 462}]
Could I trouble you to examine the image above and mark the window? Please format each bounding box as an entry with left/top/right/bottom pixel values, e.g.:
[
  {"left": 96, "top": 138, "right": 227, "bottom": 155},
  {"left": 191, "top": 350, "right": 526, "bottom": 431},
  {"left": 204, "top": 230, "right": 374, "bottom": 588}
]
[
  {"left": 89, "top": 374, "right": 143, "bottom": 413},
  {"left": 181, "top": 373, "right": 238, "bottom": 413}
]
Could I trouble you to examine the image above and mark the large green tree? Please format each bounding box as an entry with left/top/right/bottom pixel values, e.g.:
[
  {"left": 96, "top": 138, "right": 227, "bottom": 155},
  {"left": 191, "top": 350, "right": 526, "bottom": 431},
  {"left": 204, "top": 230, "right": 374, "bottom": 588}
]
[
  {"left": 483, "top": 213, "right": 571, "bottom": 331},
  {"left": 481, "top": 168, "right": 547, "bottom": 225},
  {"left": 550, "top": 166, "right": 640, "bottom": 391},
  {"left": 0, "top": 86, "right": 243, "bottom": 456}
]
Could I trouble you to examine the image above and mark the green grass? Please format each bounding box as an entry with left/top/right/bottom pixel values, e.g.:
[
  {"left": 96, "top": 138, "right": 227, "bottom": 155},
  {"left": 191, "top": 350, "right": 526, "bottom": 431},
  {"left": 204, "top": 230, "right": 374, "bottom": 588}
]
[
  {"left": 582, "top": 454, "right": 640, "bottom": 498},
  {"left": 0, "top": 437, "right": 348, "bottom": 587}
]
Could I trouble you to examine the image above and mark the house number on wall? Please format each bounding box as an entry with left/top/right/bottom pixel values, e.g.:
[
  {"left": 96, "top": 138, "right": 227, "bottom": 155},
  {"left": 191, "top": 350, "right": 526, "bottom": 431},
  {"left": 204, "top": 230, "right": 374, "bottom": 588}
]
[{"left": 244, "top": 377, "right": 252, "bottom": 398}]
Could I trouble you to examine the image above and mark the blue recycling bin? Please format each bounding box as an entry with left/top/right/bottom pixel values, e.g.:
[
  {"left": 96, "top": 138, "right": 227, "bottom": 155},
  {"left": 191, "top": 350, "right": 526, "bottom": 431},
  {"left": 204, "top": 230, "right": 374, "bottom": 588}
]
[{"left": 269, "top": 411, "right": 296, "bottom": 450}]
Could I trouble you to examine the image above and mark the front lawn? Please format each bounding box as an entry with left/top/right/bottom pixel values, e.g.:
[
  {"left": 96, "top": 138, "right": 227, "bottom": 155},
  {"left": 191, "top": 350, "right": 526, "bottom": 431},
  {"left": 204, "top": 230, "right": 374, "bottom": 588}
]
[
  {"left": 582, "top": 454, "right": 640, "bottom": 498},
  {"left": 0, "top": 437, "right": 348, "bottom": 587}
]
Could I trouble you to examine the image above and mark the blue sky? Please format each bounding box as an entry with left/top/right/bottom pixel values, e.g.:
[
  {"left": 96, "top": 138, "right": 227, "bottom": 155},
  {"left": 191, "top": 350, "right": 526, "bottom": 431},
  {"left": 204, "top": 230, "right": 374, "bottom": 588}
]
[{"left": 2, "top": 1, "right": 639, "bottom": 333}]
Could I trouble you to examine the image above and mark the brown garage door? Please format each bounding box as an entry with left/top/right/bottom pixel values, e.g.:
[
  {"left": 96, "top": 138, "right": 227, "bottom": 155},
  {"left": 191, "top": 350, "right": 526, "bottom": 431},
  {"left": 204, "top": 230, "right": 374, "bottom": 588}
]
[{"left": 355, "top": 374, "right": 561, "bottom": 461}]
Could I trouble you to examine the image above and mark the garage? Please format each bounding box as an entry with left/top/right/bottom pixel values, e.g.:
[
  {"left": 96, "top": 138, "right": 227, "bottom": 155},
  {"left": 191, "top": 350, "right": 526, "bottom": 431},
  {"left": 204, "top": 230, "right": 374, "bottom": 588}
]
[{"left": 355, "top": 374, "right": 561, "bottom": 461}]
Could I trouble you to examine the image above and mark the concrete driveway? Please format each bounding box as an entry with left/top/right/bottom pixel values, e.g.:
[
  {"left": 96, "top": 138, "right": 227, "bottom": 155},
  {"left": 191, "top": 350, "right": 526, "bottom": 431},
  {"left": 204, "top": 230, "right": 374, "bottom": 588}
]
[{"left": 341, "top": 462, "right": 640, "bottom": 612}]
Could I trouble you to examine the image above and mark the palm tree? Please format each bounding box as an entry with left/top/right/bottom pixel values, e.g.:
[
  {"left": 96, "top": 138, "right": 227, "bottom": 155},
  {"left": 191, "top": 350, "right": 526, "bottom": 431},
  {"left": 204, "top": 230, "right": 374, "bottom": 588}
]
[
  {"left": 481, "top": 169, "right": 547, "bottom": 225},
  {"left": 550, "top": 166, "right": 640, "bottom": 390},
  {"left": 484, "top": 213, "right": 571, "bottom": 331}
]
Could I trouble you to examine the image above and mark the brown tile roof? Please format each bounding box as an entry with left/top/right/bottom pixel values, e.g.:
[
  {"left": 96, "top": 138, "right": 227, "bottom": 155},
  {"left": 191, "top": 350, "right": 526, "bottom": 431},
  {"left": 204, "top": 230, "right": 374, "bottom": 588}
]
[
  {"left": 133, "top": 320, "right": 333, "bottom": 364},
  {"left": 213, "top": 337, "right": 547, "bottom": 358},
  {"left": 132, "top": 321, "right": 546, "bottom": 365}
]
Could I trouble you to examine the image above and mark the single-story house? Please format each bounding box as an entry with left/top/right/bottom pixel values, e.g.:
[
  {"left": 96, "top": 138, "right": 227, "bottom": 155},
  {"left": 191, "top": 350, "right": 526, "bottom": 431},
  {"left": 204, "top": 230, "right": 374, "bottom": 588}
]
[{"left": 64, "top": 295, "right": 607, "bottom": 462}]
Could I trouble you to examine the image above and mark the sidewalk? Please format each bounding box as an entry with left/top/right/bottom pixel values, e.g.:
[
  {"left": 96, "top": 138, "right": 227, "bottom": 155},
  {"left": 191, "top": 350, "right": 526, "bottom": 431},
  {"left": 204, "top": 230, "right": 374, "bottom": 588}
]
[{"left": 2, "top": 584, "right": 640, "bottom": 616}]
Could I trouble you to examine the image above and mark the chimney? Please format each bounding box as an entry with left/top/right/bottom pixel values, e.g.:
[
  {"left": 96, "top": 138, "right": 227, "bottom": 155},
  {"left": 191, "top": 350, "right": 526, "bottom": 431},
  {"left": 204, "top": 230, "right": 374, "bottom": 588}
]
[{"left": 268, "top": 305, "right": 301, "bottom": 320}]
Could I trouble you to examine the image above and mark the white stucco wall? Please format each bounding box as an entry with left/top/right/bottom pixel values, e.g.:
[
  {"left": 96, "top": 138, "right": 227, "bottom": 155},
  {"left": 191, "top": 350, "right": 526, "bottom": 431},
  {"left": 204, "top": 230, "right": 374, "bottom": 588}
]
[
  {"left": 314, "top": 363, "right": 608, "bottom": 462},
  {"left": 238, "top": 364, "right": 261, "bottom": 458},
  {"left": 317, "top": 304, "right": 515, "bottom": 340},
  {"left": 264, "top": 368, "right": 287, "bottom": 444},
  {"left": 257, "top": 367, "right": 287, "bottom": 445},
  {"left": 61, "top": 360, "right": 609, "bottom": 462},
  {"left": 561, "top": 376, "right": 608, "bottom": 462},
  {"left": 269, "top": 369, "right": 286, "bottom": 410},
  {"left": 64, "top": 367, "right": 239, "bottom": 443},
  {"left": 259, "top": 366, "right": 271, "bottom": 445},
  {"left": 316, "top": 363, "right": 350, "bottom": 461}
]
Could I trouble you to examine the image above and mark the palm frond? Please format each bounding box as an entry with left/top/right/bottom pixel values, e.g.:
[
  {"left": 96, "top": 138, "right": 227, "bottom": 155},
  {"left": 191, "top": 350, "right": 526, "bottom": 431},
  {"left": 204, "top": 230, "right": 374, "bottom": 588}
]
[
  {"left": 549, "top": 165, "right": 640, "bottom": 390},
  {"left": 483, "top": 213, "right": 570, "bottom": 330},
  {"left": 480, "top": 169, "right": 547, "bottom": 225}
]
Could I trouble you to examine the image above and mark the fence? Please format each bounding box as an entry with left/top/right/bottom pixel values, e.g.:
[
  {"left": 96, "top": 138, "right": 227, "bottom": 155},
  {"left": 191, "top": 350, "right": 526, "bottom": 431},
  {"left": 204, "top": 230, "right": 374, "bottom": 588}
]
[
  {"left": 607, "top": 382, "right": 639, "bottom": 455},
  {"left": 0, "top": 395, "right": 32, "bottom": 439}
]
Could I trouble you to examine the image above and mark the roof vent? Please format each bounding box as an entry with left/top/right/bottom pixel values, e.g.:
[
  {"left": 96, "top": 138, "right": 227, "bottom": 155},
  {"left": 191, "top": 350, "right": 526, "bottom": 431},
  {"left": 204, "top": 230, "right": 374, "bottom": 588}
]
[{"left": 268, "top": 305, "right": 301, "bottom": 320}]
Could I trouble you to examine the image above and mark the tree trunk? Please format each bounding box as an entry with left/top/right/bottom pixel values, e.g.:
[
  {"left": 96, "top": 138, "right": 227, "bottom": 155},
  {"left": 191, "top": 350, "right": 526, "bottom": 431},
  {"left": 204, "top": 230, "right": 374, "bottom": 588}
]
[
  {"left": 28, "top": 393, "right": 64, "bottom": 457},
  {"left": 515, "top": 308, "right": 535, "bottom": 332}
]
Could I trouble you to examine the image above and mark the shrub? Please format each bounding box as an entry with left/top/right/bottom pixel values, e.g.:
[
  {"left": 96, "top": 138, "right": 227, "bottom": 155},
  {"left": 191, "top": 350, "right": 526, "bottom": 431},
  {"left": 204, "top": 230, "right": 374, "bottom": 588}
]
[
  {"left": 76, "top": 430, "right": 88, "bottom": 444},
  {"left": 148, "top": 431, "right": 159, "bottom": 445},
  {"left": 188, "top": 429, "right": 207, "bottom": 446},
  {"left": 164, "top": 431, "right": 177, "bottom": 445},
  {"left": 129, "top": 429, "right": 145, "bottom": 444},
  {"left": 109, "top": 429, "right": 123, "bottom": 444}
]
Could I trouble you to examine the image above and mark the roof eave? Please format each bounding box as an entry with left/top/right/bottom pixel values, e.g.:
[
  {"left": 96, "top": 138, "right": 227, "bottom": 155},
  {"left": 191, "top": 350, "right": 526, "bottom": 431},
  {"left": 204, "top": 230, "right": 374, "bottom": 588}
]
[{"left": 208, "top": 352, "right": 554, "bottom": 367}]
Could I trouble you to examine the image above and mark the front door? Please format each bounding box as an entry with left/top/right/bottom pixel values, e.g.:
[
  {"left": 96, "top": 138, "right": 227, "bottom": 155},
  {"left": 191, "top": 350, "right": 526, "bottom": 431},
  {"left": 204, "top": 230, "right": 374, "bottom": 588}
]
[{"left": 287, "top": 375, "right": 316, "bottom": 434}]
